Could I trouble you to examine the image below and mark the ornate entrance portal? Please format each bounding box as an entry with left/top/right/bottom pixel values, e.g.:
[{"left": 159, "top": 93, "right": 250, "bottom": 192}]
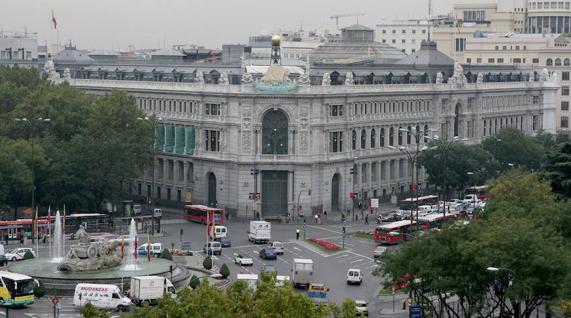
[{"left": 261, "top": 170, "right": 288, "bottom": 217}]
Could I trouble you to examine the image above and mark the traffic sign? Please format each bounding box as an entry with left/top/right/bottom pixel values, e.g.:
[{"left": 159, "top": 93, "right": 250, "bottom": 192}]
[
  {"left": 249, "top": 192, "right": 260, "bottom": 200},
  {"left": 52, "top": 296, "right": 59, "bottom": 305},
  {"left": 370, "top": 198, "right": 379, "bottom": 208},
  {"left": 409, "top": 304, "right": 423, "bottom": 318}
]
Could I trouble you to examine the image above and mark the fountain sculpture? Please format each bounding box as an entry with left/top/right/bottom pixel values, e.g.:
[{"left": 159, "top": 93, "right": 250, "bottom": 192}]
[{"left": 57, "top": 225, "right": 122, "bottom": 271}]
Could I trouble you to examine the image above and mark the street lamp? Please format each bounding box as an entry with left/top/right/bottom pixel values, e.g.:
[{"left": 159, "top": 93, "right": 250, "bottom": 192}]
[
  {"left": 14, "top": 117, "right": 50, "bottom": 230},
  {"left": 138, "top": 116, "right": 163, "bottom": 235},
  {"left": 390, "top": 127, "right": 430, "bottom": 235},
  {"left": 487, "top": 266, "right": 515, "bottom": 318}
]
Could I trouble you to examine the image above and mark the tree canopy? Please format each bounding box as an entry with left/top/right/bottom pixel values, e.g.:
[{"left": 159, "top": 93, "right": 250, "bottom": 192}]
[{"left": 0, "top": 66, "right": 153, "bottom": 213}]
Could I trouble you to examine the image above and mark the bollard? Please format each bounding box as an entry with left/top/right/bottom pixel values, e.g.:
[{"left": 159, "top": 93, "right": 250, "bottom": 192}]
[{"left": 402, "top": 299, "right": 407, "bottom": 310}]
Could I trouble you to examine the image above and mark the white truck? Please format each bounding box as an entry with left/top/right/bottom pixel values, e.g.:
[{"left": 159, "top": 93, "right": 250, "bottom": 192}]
[
  {"left": 129, "top": 276, "right": 176, "bottom": 305},
  {"left": 248, "top": 221, "right": 271, "bottom": 244},
  {"left": 292, "top": 258, "right": 314, "bottom": 289}
]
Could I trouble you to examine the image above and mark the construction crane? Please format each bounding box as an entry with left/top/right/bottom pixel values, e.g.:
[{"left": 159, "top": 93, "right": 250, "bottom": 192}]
[{"left": 330, "top": 13, "right": 365, "bottom": 30}]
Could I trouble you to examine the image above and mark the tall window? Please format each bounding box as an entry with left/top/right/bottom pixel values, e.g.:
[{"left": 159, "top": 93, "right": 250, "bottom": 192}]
[
  {"left": 262, "top": 109, "right": 288, "bottom": 154},
  {"left": 562, "top": 116, "right": 569, "bottom": 128},
  {"left": 407, "top": 126, "right": 412, "bottom": 144},
  {"left": 205, "top": 103, "right": 221, "bottom": 116},
  {"left": 389, "top": 128, "right": 394, "bottom": 146},
  {"left": 330, "top": 132, "right": 343, "bottom": 153},
  {"left": 454, "top": 103, "right": 461, "bottom": 137},
  {"left": 352, "top": 130, "right": 357, "bottom": 150},
  {"left": 380, "top": 128, "right": 385, "bottom": 147},
  {"left": 370, "top": 129, "right": 376, "bottom": 148},
  {"left": 205, "top": 130, "right": 221, "bottom": 152},
  {"left": 562, "top": 101, "right": 570, "bottom": 111},
  {"left": 398, "top": 127, "right": 403, "bottom": 146},
  {"left": 361, "top": 130, "right": 366, "bottom": 149},
  {"left": 455, "top": 38, "right": 466, "bottom": 52}
]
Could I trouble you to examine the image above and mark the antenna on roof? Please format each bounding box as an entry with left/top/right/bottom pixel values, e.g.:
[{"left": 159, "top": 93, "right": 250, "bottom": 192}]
[{"left": 428, "top": 0, "right": 432, "bottom": 42}]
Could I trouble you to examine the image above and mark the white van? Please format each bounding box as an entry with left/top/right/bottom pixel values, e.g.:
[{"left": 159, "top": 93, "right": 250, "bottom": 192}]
[
  {"left": 347, "top": 268, "right": 363, "bottom": 285},
  {"left": 73, "top": 283, "right": 131, "bottom": 311},
  {"left": 209, "top": 226, "right": 227, "bottom": 239}
]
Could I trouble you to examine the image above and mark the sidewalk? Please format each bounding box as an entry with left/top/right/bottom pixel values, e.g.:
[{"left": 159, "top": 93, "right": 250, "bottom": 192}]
[{"left": 377, "top": 292, "right": 410, "bottom": 316}]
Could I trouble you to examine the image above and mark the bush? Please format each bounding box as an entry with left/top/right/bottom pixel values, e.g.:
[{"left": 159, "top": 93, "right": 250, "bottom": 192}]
[
  {"left": 33, "top": 281, "right": 46, "bottom": 298},
  {"left": 189, "top": 275, "right": 200, "bottom": 289},
  {"left": 23, "top": 250, "right": 34, "bottom": 260},
  {"left": 80, "top": 302, "right": 110, "bottom": 318},
  {"left": 160, "top": 248, "right": 173, "bottom": 261},
  {"left": 203, "top": 256, "right": 213, "bottom": 270},
  {"left": 219, "top": 263, "right": 230, "bottom": 279}
]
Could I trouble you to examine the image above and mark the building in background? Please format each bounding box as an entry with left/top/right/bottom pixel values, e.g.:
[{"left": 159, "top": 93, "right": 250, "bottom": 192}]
[
  {"left": 0, "top": 31, "right": 38, "bottom": 66},
  {"left": 375, "top": 19, "right": 430, "bottom": 54}
]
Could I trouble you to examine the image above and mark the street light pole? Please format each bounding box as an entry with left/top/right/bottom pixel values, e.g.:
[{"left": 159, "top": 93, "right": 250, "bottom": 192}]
[
  {"left": 487, "top": 266, "right": 516, "bottom": 318},
  {"left": 138, "top": 116, "right": 163, "bottom": 235},
  {"left": 15, "top": 117, "right": 50, "bottom": 240}
]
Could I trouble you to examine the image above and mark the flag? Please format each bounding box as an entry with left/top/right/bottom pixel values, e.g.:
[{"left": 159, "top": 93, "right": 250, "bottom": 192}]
[
  {"left": 51, "top": 10, "right": 57, "bottom": 29},
  {"left": 120, "top": 235, "right": 124, "bottom": 259},
  {"left": 134, "top": 236, "right": 138, "bottom": 260},
  {"left": 48, "top": 206, "right": 51, "bottom": 223},
  {"left": 147, "top": 234, "right": 151, "bottom": 262}
]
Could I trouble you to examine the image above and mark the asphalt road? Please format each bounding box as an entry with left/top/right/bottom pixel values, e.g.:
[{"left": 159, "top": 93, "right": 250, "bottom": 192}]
[{"left": 2, "top": 215, "right": 400, "bottom": 317}]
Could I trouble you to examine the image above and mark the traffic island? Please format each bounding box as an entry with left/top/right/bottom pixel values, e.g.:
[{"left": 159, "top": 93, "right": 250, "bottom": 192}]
[{"left": 303, "top": 238, "right": 345, "bottom": 255}]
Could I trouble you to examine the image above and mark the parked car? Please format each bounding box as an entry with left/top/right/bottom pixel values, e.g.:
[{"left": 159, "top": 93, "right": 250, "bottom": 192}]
[
  {"left": 346, "top": 268, "right": 363, "bottom": 285},
  {"left": 203, "top": 241, "right": 222, "bottom": 256},
  {"left": 259, "top": 247, "right": 277, "bottom": 260},
  {"left": 152, "top": 208, "right": 162, "bottom": 218},
  {"left": 0, "top": 255, "right": 8, "bottom": 266},
  {"left": 233, "top": 253, "right": 253, "bottom": 266},
  {"left": 261, "top": 264, "right": 277, "bottom": 274},
  {"left": 373, "top": 246, "right": 387, "bottom": 258},
  {"left": 355, "top": 300, "right": 369, "bottom": 316},
  {"left": 216, "top": 236, "right": 232, "bottom": 248},
  {"left": 269, "top": 241, "right": 284, "bottom": 255},
  {"left": 5, "top": 248, "right": 35, "bottom": 261}
]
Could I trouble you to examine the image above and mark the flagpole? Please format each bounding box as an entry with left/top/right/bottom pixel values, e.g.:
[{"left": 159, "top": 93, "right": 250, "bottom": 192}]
[
  {"left": 62, "top": 205, "right": 66, "bottom": 256},
  {"left": 35, "top": 207, "right": 39, "bottom": 257},
  {"left": 48, "top": 206, "right": 51, "bottom": 258}
]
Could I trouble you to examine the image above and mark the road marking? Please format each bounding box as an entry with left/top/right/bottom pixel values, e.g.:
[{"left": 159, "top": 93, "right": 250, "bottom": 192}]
[
  {"left": 292, "top": 246, "right": 302, "bottom": 252},
  {"left": 306, "top": 225, "right": 341, "bottom": 234},
  {"left": 349, "top": 258, "right": 365, "bottom": 264},
  {"left": 358, "top": 240, "right": 369, "bottom": 244},
  {"left": 346, "top": 250, "right": 374, "bottom": 261},
  {"left": 335, "top": 254, "right": 350, "bottom": 258},
  {"left": 278, "top": 257, "right": 289, "bottom": 265}
]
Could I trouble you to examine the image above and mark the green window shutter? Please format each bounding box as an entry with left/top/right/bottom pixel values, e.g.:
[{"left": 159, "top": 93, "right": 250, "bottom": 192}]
[
  {"left": 165, "top": 125, "right": 175, "bottom": 153},
  {"left": 186, "top": 127, "right": 195, "bottom": 155},
  {"left": 175, "top": 127, "right": 186, "bottom": 154},
  {"left": 155, "top": 125, "right": 165, "bottom": 151}
]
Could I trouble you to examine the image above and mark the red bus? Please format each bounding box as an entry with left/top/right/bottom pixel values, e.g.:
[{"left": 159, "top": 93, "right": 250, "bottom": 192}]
[
  {"left": 0, "top": 219, "right": 54, "bottom": 241},
  {"left": 184, "top": 205, "right": 224, "bottom": 224},
  {"left": 374, "top": 220, "right": 417, "bottom": 245},
  {"left": 418, "top": 212, "right": 460, "bottom": 230},
  {"left": 465, "top": 185, "right": 490, "bottom": 200}
]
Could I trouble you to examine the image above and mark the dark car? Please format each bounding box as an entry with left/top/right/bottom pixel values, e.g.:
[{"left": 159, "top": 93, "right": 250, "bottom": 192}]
[
  {"left": 216, "top": 237, "right": 232, "bottom": 248},
  {"left": 381, "top": 213, "right": 402, "bottom": 223},
  {"left": 259, "top": 247, "right": 277, "bottom": 260},
  {"left": 0, "top": 255, "right": 7, "bottom": 266}
]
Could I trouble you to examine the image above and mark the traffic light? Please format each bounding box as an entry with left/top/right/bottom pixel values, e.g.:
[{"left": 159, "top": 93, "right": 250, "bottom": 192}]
[
  {"left": 349, "top": 168, "right": 355, "bottom": 175},
  {"left": 342, "top": 226, "right": 346, "bottom": 234}
]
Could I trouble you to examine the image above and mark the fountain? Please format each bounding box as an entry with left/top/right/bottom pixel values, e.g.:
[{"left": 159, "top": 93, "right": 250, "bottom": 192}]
[
  {"left": 121, "top": 219, "right": 140, "bottom": 271},
  {"left": 7, "top": 218, "right": 195, "bottom": 295},
  {"left": 51, "top": 211, "right": 63, "bottom": 262}
]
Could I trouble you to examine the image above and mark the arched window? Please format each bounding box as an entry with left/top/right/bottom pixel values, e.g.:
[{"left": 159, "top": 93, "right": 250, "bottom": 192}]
[
  {"left": 565, "top": 58, "right": 570, "bottom": 66},
  {"left": 380, "top": 128, "right": 385, "bottom": 147},
  {"left": 407, "top": 126, "right": 412, "bottom": 144},
  {"left": 546, "top": 58, "right": 553, "bottom": 66},
  {"left": 389, "top": 127, "right": 394, "bottom": 146},
  {"left": 555, "top": 58, "right": 562, "bottom": 66},
  {"left": 352, "top": 130, "right": 357, "bottom": 150},
  {"left": 262, "top": 109, "right": 288, "bottom": 154},
  {"left": 361, "top": 129, "right": 366, "bottom": 149},
  {"left": 370, "top": 129, "right": 376, "bottom": 148},
  {"left": 398, "top": 127, "right": 403, "bottom": 145}
]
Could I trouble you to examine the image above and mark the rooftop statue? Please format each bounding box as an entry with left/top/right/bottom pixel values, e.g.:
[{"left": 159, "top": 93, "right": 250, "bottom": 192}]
[
  {"left": 448, "top": 63, "right": 467, "bottom": 87},
  {"left": 435, "top": 72, "right": 443, "bottom": 84},
  {"left": 476, "top": 72, "right": 484, "bottom": 84},
  {"left": 529, "top": 71, "right": 535, "bottom": 82},
  {"left": 345, "top": 72, "right": 355, "bottom": 85},
  {"left": 322, "top": 73, "right": 331, "bottom": 86},
  {"left": 195, "top": 70, "right": 204, "bottom": 84},
  {"left": 219, "top": 72, "right": 229, "bottom": 85}
]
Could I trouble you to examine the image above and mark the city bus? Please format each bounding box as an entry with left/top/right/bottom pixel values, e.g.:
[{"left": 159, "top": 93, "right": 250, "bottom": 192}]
[
  {"left": 64, "top": 213, "right": 113, "bottom": 234},
  {"left": 418, "top": 212, "right": 461, "bottom": 230},
  {"left": 184, "top": 205, "right": 225, "bottom": 224},
  {"left": 465, "top": 185, "right": 490, "bottom": 200},
  {"left": 374, "top": 220, "right": 417, "bottom": 245},
  {"left": 0, "top": 271, "right": 36, "bottom": 306},
  {"left": 0, "top": 219, "right": 54, "bottom": 241},
  {"left": 398, "top": 195, "right": 439, "bottom": 210}
]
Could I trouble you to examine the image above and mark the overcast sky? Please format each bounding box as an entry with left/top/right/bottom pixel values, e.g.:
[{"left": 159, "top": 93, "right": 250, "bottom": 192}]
[{"left": 2, "top": 0, "right": 493, "bottom": 50}]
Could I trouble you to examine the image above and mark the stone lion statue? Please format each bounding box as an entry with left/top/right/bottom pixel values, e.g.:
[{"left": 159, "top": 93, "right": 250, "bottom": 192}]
[
  {"left": 435, "top": 72, "right": 443, "bottom": 84},
  {"left": 322, "top": 73, "right": 331, "bottom": 86},
  {"left": 345, "top": 72, "right": 354, "bottom": 85},
  {"left": 528, "top": 71, "right": 535, "bottom": 82},
  {"left": 219, "top": 72, "right": 229, "bottom": 85}
]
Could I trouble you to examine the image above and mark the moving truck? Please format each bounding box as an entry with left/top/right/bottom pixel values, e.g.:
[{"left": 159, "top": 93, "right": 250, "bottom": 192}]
[
  {"left": 292, "top": 258, "right": 314, "bottom": 289},
  {"left": 129, "top": 276, "right": 176, "bottom": 305},
  {"left": 248, "top": 221, "right": 271, "bottom": 244}
]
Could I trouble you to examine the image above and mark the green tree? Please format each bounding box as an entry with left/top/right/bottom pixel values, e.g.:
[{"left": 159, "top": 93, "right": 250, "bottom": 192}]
[
  {"left": 482, "top": 127, "right": 545, "bottom": 170},
  {"left": 544, "top": 142, "right": 571, "bottom": 197},
  {"left": 219, "top": 263, "right": 230, "bottom": 279},
  {"left": 23, "top": 249, "right": 34, "bottom": 260},
  {"left": 225, "top": 280, "right": 255, "bottom": 318},
  {"left": 80, "top": 303, "right": 110, "bottom": 318},
  {"left": 189, "top": 275, "right": 200, "bottom": 290},
  {"left": 159, "top": 248, "right": 173, "bottom": 261},
  {"left": 331, "top": 299, "right": 358, "bottom": 318},
  {"left": 203, "top": 256, "right": 213, "bottom": 270}
]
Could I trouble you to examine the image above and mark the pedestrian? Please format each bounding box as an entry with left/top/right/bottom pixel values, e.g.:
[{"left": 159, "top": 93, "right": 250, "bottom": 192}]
[
  {"left": 296, "top": 227, "right": 300, "bottom": 240},
  {"left": 323, "top": 210, "right": 327, "bottom": 220},
  {"left": 314, "top": 213, "right": 319, "bottom": 223},
  {"left": 365, "top": 214, "right": 369, "bottom": 224},
  {"left": 341, "top": 213, "right": 345, "bottom": 223}
]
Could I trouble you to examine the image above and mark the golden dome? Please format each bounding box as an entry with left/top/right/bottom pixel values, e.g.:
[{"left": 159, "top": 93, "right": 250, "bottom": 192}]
[{"left": 271, "top": 34, "right": 281, "bottom": 46}]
